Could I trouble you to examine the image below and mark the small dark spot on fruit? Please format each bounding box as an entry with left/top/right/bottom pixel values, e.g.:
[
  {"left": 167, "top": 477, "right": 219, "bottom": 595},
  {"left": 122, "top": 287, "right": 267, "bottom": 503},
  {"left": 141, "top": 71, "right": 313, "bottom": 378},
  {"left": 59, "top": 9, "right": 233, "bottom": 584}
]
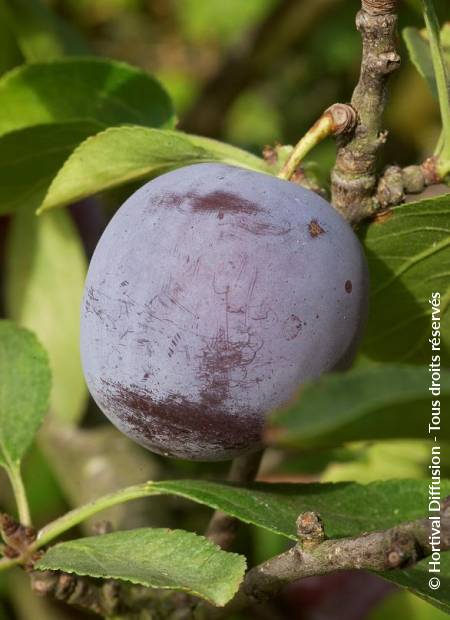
[
  {"left": 308, "top": 219, "right": 325, "bottom": 238},
  {"left": 120, "top": 281, "right": 128, "bottom": 287},
  {"left": 345, "top": 280, "right": 353, "bottom": 294},
  {"left": 283, "top": 314, "right": 304, "bottom": 340}
]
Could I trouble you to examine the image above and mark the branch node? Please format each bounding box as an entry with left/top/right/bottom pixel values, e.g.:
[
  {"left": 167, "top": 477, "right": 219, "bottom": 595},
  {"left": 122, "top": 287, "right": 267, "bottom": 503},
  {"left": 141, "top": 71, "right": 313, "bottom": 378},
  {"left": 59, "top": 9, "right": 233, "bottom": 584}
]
[
  {"left": 376, "top": 164, "right": 403, "bottom": 207},
  {"left": 0, "top": 513, "right": 36, "bottom": 556},
  {"left": 377, "top": 51, "right": 401, "bottom": 73},
  {"left": 385, "top": 532, "right": 422, "bottom": 570},
  {"left": 325, "top": 103, "right": 358, "bottom": 135},
  {"left": 421, "top": 156, "right": 442, "bottom": 185},
  {"left": 361, "top": 0, "right": 398, "bottom": 14},
  {"left": 296, "top": 511, "right": 326, "bottom": 549}
]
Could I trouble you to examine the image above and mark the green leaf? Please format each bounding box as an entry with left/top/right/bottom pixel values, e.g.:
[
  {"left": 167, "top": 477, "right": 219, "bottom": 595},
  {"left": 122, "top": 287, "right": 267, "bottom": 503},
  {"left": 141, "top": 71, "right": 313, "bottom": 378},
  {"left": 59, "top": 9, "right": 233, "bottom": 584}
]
[
  {"left": 34, "top": 479, "right": 450, "bottom": 611},
  {"left": 0, "top": 0, "right": 87, "bottom": 62},
  {"left": 5, "top": 207, "right": 87, "bottom": 423},
  {"left": 390, "top": 556, "right": 450, "bottom": 614},
  {"left": 36, "top": 528, "right": 246, "bottom": 607},
  {"left": 360, "top": 195, "right": 450, "bottom": 364},
  {"left": 150, "top": 479, "right": 450, "bottom": 611},
  {"left": 268, "top": 365, "right": 450, "bottom": 448},
  {"left": 0, "top": 121, "right": 99, "bottom": 215},
  {"left": 403, "top": 26, "right": 439, "bottom": 98},
  {"left": 38, "top": 125, "right": 270, "bottom": 212},
  {"left": 0, "top": 320, "right": 50, "bottom": 468},
  {"left": 52, "top": 479, "right": 445, "bottom": 544},
  {"left": 322, "top": 440, "right": 433, "bottom": 483},
  {"left": 149, "top": 479, "right": 443, "bottom": 540},
  {"left": 0, "top": 57, "right": 175, "bottom": 136}
]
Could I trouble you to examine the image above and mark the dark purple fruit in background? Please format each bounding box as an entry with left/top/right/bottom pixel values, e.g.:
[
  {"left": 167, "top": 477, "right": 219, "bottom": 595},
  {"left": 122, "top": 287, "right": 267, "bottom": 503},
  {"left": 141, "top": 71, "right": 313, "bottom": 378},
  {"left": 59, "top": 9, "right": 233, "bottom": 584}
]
[{"left": 80, "top": 163, "right": 368, "bottom": 461}]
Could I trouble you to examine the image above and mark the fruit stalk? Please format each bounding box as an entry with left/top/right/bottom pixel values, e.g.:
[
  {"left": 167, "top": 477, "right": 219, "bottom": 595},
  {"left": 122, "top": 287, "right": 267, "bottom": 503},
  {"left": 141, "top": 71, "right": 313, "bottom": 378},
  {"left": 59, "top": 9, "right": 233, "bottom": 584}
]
[
  {"left": 7, "top": 465, "right": 31, "bottom": 527},
  {"left": 278, "top": 104, "right": 357, "bottom": 181},
  {"left": 206, "top": 449, "right": 264, "bottom": 549}
]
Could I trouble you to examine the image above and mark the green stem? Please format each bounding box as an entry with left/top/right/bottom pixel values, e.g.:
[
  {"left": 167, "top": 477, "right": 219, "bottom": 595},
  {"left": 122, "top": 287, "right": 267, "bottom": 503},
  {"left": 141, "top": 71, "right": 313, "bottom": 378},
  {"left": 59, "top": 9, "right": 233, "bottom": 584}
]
[
  {"left": 8, "top": 464, "right": 31, "bottom": 526},
  {"left": 433, "top": 129, "right": 444, "bottom": 157},
  {"left": 277, "top": 114, "right": 334, "bottom": 180},
  {"left": 0, "top": 556, "right": 17, "bottom": 572},
  {"left": 423, "top": 0, "right": 450, "bottom": 173},
  {"left": 0, "top": 481, "right": 158, "bottom": 573},
  {"left": 34, "top": 482, "right": 156, "bottom": 550}
]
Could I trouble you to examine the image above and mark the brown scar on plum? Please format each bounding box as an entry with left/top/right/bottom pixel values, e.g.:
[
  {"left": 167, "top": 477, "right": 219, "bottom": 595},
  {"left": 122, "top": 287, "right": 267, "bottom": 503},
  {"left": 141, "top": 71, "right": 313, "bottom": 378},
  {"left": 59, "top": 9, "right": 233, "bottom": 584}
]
[
  {"left": 345, "top": 280, "right": 353, "bottom": 293},
  {"left": 308, "top": 219, "right": 325, "bottom": 238},
  {"left": 158, "top": 190, "right": 262, "bottom": 219},
  {"left": 189, "top": 190, "right": 262, "bottom": 218},
  {"left": 98, "top": 379, "right": 263, "bottom": 459}
]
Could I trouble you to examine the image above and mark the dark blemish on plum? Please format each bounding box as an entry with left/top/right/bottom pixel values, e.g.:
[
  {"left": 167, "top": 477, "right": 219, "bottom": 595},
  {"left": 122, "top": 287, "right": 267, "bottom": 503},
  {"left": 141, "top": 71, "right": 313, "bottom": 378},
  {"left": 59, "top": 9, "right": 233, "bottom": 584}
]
[
  {"left": 198, "top": 328, "right": 256, "bottom": 388},
  {"left": 98, "top": 379, "right": 263, "bottom": 458},
  {"left": 189, "top": 190, "right": 261, "bottom": 218},
  {"left": 196, "top": 325, "right": 263, "bottom": 411},
  {"left": 283, "top": 314, "right": 304, "bottom": 340},
  {"left": 308, "top": 219, "right": 325, "bottom": 238},
  {"left": 201, "top": 334, "right": 246, "bottom": 375},
  {"left": 345, "top": 280, "right": 353, "bottom": 293},
  {"left": 168, "top": 333, "right": 182, "bottom": 358},
  {"left": 171, "top": 333, "right": 182, "bottom": 346},
  {"left": 156, "top": 189, "right": 261, "bottom": 219},
  {"left": 120, "top": 281, "right": 128, "bottom": 287}
]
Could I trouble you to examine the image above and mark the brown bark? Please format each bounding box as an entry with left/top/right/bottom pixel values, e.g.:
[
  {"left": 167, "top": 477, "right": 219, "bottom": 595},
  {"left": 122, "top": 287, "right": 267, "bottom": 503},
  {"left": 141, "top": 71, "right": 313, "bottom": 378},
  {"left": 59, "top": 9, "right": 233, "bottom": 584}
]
[{"left": 331, "top": 0, "right": 401, "bottom": 222}]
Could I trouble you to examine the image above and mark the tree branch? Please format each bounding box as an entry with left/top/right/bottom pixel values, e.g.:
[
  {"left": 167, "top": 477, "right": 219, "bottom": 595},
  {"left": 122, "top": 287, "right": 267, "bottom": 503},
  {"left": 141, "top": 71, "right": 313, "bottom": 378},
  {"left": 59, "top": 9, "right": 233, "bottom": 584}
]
[
  {"left": 376, "top": 157, "right": 443, "bottom": 208},
  {"left": 31, "top": 570, "right": 122, "bottom": 617},
  {"left": 331, "top": 0, "right": 401, "bottom": 223},
  {"left": 244, "top": 497, "right": 450, "bottom": 602},
  {"left": 10, "top": 497, "right": 450, "bottom": 619}
]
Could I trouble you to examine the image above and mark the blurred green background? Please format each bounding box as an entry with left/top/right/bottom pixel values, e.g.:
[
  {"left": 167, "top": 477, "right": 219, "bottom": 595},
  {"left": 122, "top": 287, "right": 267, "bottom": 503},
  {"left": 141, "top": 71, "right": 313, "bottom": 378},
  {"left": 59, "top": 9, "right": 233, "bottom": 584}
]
[{"left": 48, "top": 0, "right": 446, "bottom": 180}]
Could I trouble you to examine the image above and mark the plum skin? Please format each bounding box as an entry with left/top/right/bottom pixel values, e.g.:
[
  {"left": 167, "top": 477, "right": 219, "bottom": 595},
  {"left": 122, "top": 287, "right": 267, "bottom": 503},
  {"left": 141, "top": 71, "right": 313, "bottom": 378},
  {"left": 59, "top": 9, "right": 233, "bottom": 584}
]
[{"left": 80, "top": 163, "right": 368, "bottom": 461}]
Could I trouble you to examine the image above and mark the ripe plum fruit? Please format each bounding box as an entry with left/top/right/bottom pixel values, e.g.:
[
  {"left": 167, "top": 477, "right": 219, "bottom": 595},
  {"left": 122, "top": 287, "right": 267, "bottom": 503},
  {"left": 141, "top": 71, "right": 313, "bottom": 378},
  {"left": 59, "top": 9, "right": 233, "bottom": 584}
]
[{"left": 80, "top": 163, "right": 368, "bottom": 460}]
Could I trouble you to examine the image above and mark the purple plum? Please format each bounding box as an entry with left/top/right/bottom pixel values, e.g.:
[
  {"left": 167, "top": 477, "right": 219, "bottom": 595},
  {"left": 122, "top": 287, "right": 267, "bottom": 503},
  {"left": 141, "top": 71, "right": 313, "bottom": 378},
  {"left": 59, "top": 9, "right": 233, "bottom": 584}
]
[{"left": 80, "top": 163, "right": 368, "bottom": 460}]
